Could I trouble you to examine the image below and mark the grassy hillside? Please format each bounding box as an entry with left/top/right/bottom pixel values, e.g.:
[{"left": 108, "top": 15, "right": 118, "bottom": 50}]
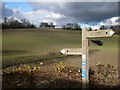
[{"left": 2, "top": 28, "right": 119, "bottom": 68}]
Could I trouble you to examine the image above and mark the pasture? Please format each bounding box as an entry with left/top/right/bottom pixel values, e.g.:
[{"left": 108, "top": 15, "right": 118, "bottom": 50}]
[{"left": 2, "top": 28, "right": 118, "bottom": 68}]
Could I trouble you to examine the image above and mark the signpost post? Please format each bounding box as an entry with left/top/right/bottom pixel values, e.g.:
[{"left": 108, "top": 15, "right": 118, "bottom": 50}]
[
  {"left": 82, "top": 28, "right": 89, "bottom": 88},
  {"left": 60, "top": 27, "right": 115, "bottom": 88}
]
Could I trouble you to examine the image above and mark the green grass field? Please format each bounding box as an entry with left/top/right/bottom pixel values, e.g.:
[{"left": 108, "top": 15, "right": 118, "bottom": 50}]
[{"left": 2, "top": 28, "right": 119, "bottom": 68}]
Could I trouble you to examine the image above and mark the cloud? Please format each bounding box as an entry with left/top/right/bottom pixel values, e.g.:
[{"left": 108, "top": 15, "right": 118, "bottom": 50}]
[
  {"left": 3, "top": 0, "right": 119, "bottom": 2},
  {"left": 99, "top": 16, "right": 120, "bottom": 26},
  {"left": 2, "top": 2, "right": 25, "bottom": 21},
  {"left": 29, "top": 2, "right": 118, "bottom": 23},
  {"left": 23, "top": 10, "right": 67, "bottom": 26},
  {"left": 89, "top": 16, "right": 120, "bottom": 30},
  {"left": 46, "top": 12, "right": 65, "bottom": 19},
  {"left": 2, "top": 2, "right": 119, "bottom": 27},
  {"left": 2, "top": 3, "right": 14, "bottom": 18}
]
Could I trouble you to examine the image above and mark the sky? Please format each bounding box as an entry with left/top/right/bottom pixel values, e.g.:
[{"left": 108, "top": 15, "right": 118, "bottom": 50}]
[{"left": 1, "top": 1, "right": 120, "bottom": 29}]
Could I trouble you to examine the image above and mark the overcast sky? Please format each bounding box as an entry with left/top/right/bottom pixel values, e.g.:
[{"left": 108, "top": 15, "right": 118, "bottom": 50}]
[{"left": 1, "top": 1, "right": 120, "bottom": 29}]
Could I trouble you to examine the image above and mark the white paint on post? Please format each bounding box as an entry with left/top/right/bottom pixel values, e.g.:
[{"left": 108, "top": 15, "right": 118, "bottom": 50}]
[{"left": 82, "top": 54, "right": 86, "bottom": 60}]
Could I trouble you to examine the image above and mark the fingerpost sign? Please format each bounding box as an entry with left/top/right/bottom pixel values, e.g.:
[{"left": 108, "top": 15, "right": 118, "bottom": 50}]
[{"left": 60, "top": 27, "right": 115, "bottom": 88}]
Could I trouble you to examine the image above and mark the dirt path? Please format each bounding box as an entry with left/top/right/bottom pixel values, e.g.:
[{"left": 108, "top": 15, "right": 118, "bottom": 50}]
[
  {"left": 56, "top": 50, "right": 118, "bottom": 68},
  {"left": 5, "top": 49, "right": 118, "bottom": 72},
  {"left": 90, "top": 50, "right": 118, "bottom": 68}
]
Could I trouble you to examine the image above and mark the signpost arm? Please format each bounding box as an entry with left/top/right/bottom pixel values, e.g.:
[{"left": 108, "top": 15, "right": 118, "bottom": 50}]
[{"left": 82, "top": 27, "right": 89, "bottom": 88}]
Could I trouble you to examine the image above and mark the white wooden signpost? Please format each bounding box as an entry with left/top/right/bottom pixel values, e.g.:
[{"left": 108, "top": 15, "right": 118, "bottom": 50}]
[{"left": 60, "top": 27, "right": 115, "bottom": 88}]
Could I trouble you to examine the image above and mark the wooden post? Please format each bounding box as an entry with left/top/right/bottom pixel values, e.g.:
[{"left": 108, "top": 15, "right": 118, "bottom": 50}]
[{"left": 82, "top": 27, "right": 89, "bottom": 88}]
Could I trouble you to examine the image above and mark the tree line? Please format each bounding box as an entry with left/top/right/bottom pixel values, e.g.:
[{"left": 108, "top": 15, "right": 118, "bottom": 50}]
[
  {"left": 62, "top": 23, "right": 82, "bottom": 30},
  {"left": 2, "top": 17, "right": 36, "bottom": 29},
  {"left": 99, "top": 25, "right": 120, "bottom": 35},
  {"left": 39, "top": 22, "right": 55, "bottom": 28},
  {"left": 1, "top": 17, "right": 120, "bottom": 35}
]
